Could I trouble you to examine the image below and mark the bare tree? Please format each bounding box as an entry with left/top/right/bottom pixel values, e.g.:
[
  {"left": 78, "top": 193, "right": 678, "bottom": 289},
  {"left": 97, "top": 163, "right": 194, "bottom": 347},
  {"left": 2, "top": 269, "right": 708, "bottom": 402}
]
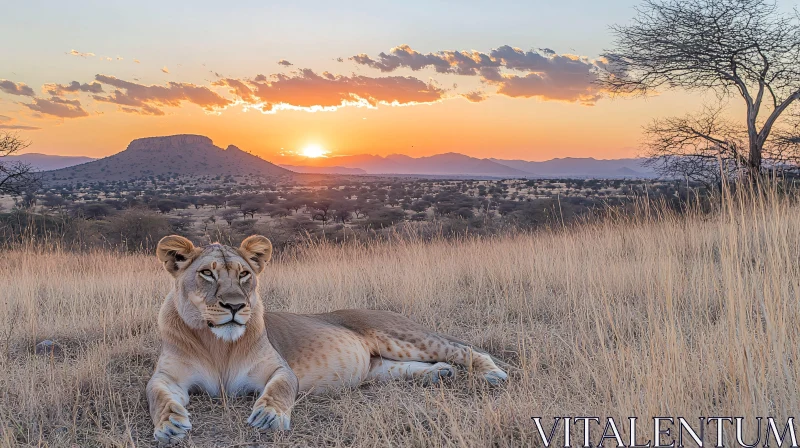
[
  {"left": 599, "top": 0, "right": 800, "bottom": 180},
  {"left": 642, "top": 104, "right": 746, "bottom": 187},
  {"left": 0, "top": 132, "right": 40, "bottom": 195}
]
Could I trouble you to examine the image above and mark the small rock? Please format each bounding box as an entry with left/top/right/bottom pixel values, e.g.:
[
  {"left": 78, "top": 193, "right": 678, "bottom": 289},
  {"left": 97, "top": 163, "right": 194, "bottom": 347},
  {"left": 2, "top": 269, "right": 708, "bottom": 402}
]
[{"left": 35, "top": 339, "right": 63, "bottom": 359}]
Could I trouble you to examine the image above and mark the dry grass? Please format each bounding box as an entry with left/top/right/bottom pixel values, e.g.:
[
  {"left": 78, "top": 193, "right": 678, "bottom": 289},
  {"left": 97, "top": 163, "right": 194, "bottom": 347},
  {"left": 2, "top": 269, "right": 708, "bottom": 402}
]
[{"left": 2, "top": 191, "right": 799, "bottom": 447}]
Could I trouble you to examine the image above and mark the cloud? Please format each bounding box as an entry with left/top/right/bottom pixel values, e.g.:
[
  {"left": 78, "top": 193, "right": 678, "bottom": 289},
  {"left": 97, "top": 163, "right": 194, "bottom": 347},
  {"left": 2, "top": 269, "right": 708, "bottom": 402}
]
[
  {"left": 121, "top": 105, "right": 164, "bottom": 116},
  {"left": 277, "top": 59, "right": 293, "bottom": 66},
  {"left": 134, "top": 59, "right": 141, "bottom": 64},
  {"left": 352, "top": 44, "right": 573, "bottom": 75},
  {"left": 213, "top": 69, "right": 445, "bottom": 112},
  {"left": 93, "top": 74, "right": 232, "bottom": 115},
  {"left": 488, "top": 46, "right": 587, "bottom": 72},
  {"left": 351, "top": 45, "right": 458, "bottom": 73},
  {"left": 22, "top": 97, "right": 89, "bottom": 118},
  {"left": 485, "top": 71, "right": 602, "bottom": 105},
  {"left": 0, "top": 80, "right": 36, "bottom": 97},
  {"left": 461, "top": 91, "right": 487, "bottom": 103},
  {"left": 44, "top": 81, "right": 104, "bottom": 96},
  {"left": 351, "top": 44, "right": 606, "bottom": 104},
  {"left": 0, "top": 124, "right": 41, "bottom": 130},
  {"left": 212, "top": 78, "right": 255, "bottom": 103},
  {"left": 68, "top": 49, "right": 95, "bottom": 58},
  {"left": 161, "top": 66, "right": 170, "bottom": 74},
  {"left": 0, "top": 115, "right": 41, "bottom": 130}
]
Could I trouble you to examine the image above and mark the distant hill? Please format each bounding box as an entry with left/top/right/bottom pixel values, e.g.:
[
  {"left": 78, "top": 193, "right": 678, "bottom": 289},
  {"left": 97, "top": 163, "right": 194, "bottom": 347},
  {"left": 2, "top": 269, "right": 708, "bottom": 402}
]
[
  {"left": 287, "top": 153, "right": 659, "bottom": 178},
  {"left": 296, "top": 152, "right": 529, "bottom": 176},
  {"left": 43, "top": 134, "right": 293, "bottom": 184},
  {"left": 279, "top": 164, "right": 367, "bottom": 175},
  {"left": 491, "top": 157, "right": 658, "bottom": 178},
  {"left": 3, "top": 153, "right": 95, "bottom": 171},
  {"left": 384, "top": 153, "right": 529, "bottom": 176}
]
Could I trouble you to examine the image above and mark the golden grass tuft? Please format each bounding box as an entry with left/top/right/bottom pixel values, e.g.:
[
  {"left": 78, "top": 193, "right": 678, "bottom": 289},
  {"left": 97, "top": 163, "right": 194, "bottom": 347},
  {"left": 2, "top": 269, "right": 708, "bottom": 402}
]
[{"left": 2, "top": 190, "right": 799, "bottom": 446}]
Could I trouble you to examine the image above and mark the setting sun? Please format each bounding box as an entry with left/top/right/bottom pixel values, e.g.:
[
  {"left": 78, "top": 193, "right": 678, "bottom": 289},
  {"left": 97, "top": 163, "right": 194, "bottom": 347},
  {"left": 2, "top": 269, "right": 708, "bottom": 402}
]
[{"left": 299, "top": 144, "right": 329, "bottom": 158}]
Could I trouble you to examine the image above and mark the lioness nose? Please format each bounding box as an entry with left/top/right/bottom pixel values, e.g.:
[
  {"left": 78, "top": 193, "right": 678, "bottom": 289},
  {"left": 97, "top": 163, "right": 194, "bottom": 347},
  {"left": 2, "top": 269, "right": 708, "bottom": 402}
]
[{"left": 219, "top": 302, "right": 245, "bottom": 315}]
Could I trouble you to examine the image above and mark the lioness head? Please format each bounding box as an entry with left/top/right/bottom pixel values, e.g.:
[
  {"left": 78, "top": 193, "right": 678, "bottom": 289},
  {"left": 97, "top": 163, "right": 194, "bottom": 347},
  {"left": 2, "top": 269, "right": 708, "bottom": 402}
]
[{"left": 156, "top": 235, "right": 273, "bottom": 342}]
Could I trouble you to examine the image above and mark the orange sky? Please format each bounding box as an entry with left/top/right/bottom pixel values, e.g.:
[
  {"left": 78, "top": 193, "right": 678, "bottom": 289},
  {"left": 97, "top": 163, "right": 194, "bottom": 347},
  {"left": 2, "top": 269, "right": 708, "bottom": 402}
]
[
  {"left": 1, "top": 3, "right": 712, "bottom": 164},
  {"left": 4, "top": 81, "right": 705, "bottom": 164}
]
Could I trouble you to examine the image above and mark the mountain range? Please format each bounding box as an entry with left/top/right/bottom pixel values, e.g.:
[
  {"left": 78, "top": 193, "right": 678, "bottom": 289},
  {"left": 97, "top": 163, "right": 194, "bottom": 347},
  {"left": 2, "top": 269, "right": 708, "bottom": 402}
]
[
  {"left": 488, "top": 157, "right": 655, "bottom": 178},
  {"left": 5, "top": 153, "right": 95, "bottom": 171},
  {"left": 281, "top": 152, "right": 533, "bottom": 177},
  {"left": 10, "top": 134, "right": 659, "bottom": 182},
  {"left": 281, "top": 153, "right": 657, "bottom": 178}
]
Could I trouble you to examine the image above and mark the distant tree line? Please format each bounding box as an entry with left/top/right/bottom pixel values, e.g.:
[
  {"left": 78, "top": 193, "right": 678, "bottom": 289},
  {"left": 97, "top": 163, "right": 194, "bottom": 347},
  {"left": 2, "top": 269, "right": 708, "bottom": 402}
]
[{"left": 0, "top": 170, "right": 726, "bottom": 252}]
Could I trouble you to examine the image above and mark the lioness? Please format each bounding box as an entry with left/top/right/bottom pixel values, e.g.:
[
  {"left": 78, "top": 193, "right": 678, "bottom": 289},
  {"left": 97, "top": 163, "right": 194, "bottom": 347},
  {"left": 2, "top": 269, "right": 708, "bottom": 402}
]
[{"left": 148, "top": 235, "right": 508, "bottom": 444}]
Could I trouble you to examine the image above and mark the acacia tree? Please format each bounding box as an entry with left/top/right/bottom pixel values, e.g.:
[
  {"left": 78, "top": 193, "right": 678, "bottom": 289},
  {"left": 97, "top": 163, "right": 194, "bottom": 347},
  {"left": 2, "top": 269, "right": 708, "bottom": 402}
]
[
  {"left": 0, "top": 132, "right": 39, "bottom": 195},
  {"left": 599, "top": 0, "right": 800, "bottom": 182},
  {"left": 642, "top": 105, "right": 746, "bottom": 188}
]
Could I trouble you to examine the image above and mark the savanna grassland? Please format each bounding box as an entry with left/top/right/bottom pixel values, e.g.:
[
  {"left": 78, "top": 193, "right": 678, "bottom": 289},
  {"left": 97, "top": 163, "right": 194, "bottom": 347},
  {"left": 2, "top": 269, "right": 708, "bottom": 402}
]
[{"left": 1, "top": 190, "right": 799, "bottom": 447}]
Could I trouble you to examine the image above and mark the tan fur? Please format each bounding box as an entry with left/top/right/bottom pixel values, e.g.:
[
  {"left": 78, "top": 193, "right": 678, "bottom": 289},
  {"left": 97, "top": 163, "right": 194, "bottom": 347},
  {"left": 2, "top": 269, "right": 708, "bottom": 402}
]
[{"left": 147, "top": 235, "right": 508, "bottom": 445}]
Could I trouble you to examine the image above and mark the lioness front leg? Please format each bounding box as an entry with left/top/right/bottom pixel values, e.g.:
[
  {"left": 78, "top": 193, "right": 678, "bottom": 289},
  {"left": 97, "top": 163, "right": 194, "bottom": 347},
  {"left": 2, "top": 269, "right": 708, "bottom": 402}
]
[
  {"left": 147, "top": 370, "right": 191, "bottom": 445},
  {"left": 248, "top": 365, "right": 299, "bottom": 431}
]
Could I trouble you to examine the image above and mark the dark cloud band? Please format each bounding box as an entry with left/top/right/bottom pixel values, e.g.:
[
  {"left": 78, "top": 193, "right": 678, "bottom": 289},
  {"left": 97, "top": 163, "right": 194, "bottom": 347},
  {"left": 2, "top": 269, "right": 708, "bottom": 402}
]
[
  {"left": 0, "top": 80, "right": 35, "bottom": 97},
  {"left": 45, "top": 81, "right": 104, "bottom": 96},
  {"left": 23, "top": 97, "right": 89, "bottom": 118},
  {"left": 92, "top": 75, "right": 232, "bottom": 116},
  {"left": 351, "top": 44, "right": 606, "bottom": 104}
]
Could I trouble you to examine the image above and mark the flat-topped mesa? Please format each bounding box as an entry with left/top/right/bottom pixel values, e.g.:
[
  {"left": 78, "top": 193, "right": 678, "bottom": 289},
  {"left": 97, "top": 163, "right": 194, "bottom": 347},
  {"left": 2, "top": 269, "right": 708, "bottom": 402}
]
[
  {"left": 40, "top": 133, "right": 293, "bottom": 184},
  {"left": 125, "top": 135, "right": 215, "bottom": 152}
]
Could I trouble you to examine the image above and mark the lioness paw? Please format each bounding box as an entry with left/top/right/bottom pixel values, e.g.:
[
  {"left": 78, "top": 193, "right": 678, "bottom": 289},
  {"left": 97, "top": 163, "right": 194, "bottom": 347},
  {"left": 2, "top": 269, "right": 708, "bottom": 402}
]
[
  {"left": 153, "top": 403, "right": 191, "bottom": 445},
  {"left": 483, "top": 369, "right": 508, "bottom": 385},
  {"left": 248, "top": 405, "right": 291, "bottom": 431},
  {"left": 422, "top": 362, "right": 456, "bottom": 385}
]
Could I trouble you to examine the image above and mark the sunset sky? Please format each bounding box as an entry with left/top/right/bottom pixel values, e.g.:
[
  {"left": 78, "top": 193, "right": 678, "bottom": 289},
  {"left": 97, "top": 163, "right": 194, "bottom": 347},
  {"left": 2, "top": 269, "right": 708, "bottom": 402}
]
[{"left": 1, "top": 0, "right": 710, "bottom": 164}]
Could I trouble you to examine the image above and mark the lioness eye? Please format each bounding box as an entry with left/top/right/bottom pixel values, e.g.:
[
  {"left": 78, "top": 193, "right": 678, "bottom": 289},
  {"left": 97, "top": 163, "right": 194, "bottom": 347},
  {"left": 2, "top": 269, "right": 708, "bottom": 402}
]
[
  {"left": 200, "top": 269, "right": 213, "bottom": 277},
  {"left": 239, "top": 271, "right": 249, "bottom": 278}
]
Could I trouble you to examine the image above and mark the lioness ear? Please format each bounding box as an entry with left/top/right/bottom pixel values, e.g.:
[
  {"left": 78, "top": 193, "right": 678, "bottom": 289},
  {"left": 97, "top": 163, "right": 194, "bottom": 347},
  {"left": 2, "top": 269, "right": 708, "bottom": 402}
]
[
  {"left": 239, "top": 235, "right": 273, "bottom": 274},
  {"left": 156, "top": 235, "right": 196, "bottom": 276}
]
